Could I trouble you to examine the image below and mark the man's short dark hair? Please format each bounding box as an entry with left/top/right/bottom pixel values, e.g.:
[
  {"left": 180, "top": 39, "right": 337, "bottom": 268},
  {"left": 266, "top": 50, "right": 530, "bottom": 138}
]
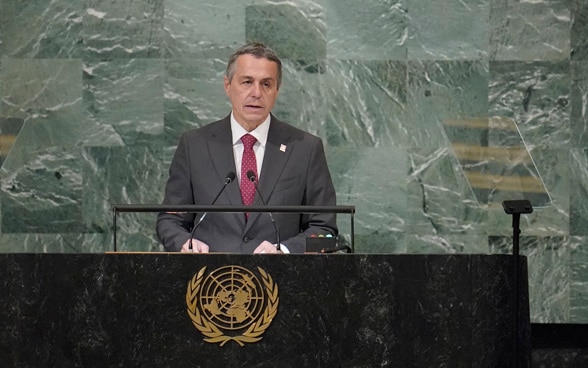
[{"left": 225, "top": 43, "right": 282, "bottom": 88}]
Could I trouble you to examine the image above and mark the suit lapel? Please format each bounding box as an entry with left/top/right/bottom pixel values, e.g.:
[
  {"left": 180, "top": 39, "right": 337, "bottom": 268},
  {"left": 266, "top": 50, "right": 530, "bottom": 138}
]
[
  {"left": 258, "top": 117, "right": 292, "bottom": 202},
  {"left": 246, "top": 116, "right": 294, "bottom": 230},
  {"left": 206, "top": 117, "right": 245, "bottom": 226}
]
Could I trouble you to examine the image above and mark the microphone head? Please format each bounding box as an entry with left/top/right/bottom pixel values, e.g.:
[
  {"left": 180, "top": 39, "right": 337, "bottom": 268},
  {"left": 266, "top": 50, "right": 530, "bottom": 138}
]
[
  {"left": 247, "top": 170, "right": 257, "bottom": 183},
  {"left": 225, "top": 171, "right": 236, "bottom": 184}
]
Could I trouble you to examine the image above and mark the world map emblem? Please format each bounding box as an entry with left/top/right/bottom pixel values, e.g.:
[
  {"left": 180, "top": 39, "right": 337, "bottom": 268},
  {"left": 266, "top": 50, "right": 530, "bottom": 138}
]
[{"left": 186, "top": 265, "right": 279, "bottom": 346}]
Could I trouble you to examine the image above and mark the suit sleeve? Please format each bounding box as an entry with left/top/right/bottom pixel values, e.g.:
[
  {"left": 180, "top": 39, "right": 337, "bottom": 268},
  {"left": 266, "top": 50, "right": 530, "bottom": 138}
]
[
  {"left": 281, "top": 137, "right": 338, "bottom": 253},
  {"left": 156, "top": 133, "right": 195, "bottom": 251}
]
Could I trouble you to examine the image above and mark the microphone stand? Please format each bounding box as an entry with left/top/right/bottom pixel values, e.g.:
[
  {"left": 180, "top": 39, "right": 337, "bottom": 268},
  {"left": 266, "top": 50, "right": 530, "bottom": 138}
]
[
  {"left": 189, "top": 172, "right": 235, "bottom": 251},
  {"left": 502, "top": 199, "right": 533, "bottom": 368},
  {"left": 247, "top": 171, "right": 281, "bottom": 252}
]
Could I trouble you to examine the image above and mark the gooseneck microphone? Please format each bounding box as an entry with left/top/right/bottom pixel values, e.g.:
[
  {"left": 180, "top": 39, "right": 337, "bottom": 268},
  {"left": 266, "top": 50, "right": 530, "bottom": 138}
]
[
  {"left": 189, "top": 171, "right": 236, "bottom": 251},
  {"left": 246, "top": 170, "right": 281, "bottom": 252}
]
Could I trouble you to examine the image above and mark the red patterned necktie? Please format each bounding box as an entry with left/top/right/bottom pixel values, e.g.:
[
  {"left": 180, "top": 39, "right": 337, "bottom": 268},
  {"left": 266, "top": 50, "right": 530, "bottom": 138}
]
[{"left": 240, "top": 134, "right": 258, "bottom": 211}]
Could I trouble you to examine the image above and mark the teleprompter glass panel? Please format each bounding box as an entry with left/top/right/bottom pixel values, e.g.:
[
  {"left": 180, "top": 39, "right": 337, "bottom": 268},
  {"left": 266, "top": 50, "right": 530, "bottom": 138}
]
[
  {"left": 442, "top": 117, "right": 552, "bottom": 209},
  {"left": 0, "top": 117, "right": 25, "bottom": 168}
]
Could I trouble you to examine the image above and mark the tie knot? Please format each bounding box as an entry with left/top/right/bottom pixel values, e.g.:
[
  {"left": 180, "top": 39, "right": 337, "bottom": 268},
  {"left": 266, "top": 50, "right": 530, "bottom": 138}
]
[{"left": 241, "top": 134, "right": 257, "bottom": 149}]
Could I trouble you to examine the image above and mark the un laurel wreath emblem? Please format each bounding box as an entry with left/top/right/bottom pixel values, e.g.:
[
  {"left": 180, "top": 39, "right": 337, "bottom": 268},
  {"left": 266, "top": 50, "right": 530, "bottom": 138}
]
[{"left": 185, "top": 265, "right": 279, "bottom": 346}]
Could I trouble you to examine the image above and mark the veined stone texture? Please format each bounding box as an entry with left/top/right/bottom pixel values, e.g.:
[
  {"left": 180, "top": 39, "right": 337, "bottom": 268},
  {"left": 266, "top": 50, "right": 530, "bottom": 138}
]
[{"left": 0, "top": 0, "right": 587, "bottom": 324}]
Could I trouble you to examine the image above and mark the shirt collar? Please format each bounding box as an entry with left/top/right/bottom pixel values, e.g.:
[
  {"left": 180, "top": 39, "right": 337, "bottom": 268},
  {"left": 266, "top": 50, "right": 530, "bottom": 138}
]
[{"left": 230, "top": 112, "right": 271, "bottom": 147}]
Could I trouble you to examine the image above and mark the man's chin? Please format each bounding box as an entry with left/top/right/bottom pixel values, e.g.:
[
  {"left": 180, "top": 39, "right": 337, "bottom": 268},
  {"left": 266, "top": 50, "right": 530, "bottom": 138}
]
[
  {"left": 242, "top": 111, "right": 268, "bottom": 123},
  {"left": 243, "top": 107, "right": 265, "bottom": 115}
]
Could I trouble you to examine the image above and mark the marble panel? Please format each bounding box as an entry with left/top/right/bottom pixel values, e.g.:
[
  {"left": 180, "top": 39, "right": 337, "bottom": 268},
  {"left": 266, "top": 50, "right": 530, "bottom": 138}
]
[
  {"left": 0, "top": 60, "right": 2, "bottom": 115},
  {"left": 164, "top": 57, "right": 230, "bottom": 148},
  {"left": 351, "top": 232, "right": 407, "bottom": 254},
  {"left": 489, "top": 61, "right": 571, "bottom": 149},
  {"left": 406, "top": 60, "right": 489, "bottom": 148},
  {"left": 0, "top": 233, "right": 93, "bottom": 253},
  {"left": 525, "top": 237, "right": 572, "bottom": 323},
  {"left": 406, "top": 146, "right": 489, "bottom": 237},
  {"left": 490, "top": 236, "right": 572, "bottom": 323},
  {"left": 323, "top": 60, "right": 408, "bottom": 147},
  {"left": 0, "top": 58, "right": 118, "bottom": 150},
  {"left": 272, "top": 59, "right": 325, "bottom": 136},
  {"left": 245, "top": 3, "right": 326, "bottom": 61},
  {"left": 0, "top": 59, "right": 82, "bottom": 125},
  {"left": 408, "top": 0, "right": 489, "bottom": 60},
  {"left": 164, "top": 0, "right": 246, "bottom": 58},
  {"left": 0, "top": 0, "right": 83, "bottom": 58},
  {"left": 571, "top": 61, "right": 588, "bottom": 147},
  {"left": 83, "top": 0, "right": 163, "bottom": 58},
  {"left": 1, "top": 146, "right": 85, "bottom": 233},
  {"left": 405, "top": 234, "right": 490, "bottom": 254},
  {"left": 83, "top": 58, "right": 164, "bottom": 146},
  {"left": 324, "top": 0, "right": 408, "bottom": 60},
  {"left": 569, "top": 149, "right": 588, "bottom": 236},
  {"left": 0, "top": 59, "right": 87, "bottom": 233},
  {"left": 569, "top": 237, "right": 588, "bottom": 322},
  {"left": 571, "top": 0, "right": 588, "bottom": 61},
  {"left": 81, "top": 145, "right": 166, "bottom": 252},
  {"left": 489, "top": 0, "right": 571, "bottom": 61},
  {"left": 327, "top": 146, "right": 407, "bottom": 253}
]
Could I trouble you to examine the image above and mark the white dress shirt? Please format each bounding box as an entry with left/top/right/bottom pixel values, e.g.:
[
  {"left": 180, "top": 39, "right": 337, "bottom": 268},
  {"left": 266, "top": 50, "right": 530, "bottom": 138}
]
[
  {"left": 229, "top": 113, "right": 289, "bottom": 253},
  {"left": 230, "top": 112, "right": 271, "bottom": 185}
]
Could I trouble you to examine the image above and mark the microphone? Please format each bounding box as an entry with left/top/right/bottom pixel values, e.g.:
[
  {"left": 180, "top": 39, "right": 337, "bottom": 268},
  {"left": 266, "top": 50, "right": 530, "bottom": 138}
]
[
  {"left": 246, "top": 170, "right": 281, "bottom": 252},
  {"left": 189, "top": 171, "right": 236, "bottom": 251}
]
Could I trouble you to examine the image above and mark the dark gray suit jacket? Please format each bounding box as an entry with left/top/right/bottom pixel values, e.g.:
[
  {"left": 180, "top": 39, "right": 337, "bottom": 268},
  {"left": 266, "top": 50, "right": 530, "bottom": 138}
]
[{"left": 156, "top": 114, "right": 338, "bottom": 253}]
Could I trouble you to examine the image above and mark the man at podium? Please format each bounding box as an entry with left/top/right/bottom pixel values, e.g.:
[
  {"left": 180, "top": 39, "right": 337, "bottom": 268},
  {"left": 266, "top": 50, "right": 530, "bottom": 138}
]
[{"left": 156, "top": 42, "right": 337, "bottom": 254}]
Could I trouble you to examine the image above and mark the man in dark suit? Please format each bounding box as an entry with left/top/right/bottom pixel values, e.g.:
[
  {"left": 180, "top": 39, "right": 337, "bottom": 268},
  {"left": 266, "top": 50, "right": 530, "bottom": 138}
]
[{"left": 156, "top": 42, "right": 337, "bottom": 253}]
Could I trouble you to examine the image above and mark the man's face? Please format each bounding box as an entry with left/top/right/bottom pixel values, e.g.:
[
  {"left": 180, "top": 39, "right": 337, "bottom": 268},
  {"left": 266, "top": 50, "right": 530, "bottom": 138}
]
[{"left": 224, "top": 54, "right": 280, "bottom": 131}]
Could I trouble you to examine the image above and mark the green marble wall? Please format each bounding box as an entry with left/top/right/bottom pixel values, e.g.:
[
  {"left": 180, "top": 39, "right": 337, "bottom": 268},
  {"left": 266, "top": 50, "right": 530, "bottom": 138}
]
[{"left": 0, "top": 0, "right": 586, "bottom": 323}]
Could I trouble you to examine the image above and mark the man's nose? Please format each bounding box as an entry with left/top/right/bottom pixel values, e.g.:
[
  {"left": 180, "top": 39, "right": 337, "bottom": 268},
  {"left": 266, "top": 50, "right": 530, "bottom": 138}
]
[{"left": 250, "top": 82, "right": 262, "bottom": 97}]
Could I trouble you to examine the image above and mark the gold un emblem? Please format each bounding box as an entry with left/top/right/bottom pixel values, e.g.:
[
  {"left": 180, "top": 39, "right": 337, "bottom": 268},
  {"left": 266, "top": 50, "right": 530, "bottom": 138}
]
[{"left": 186, "top": 266, "right": 279, "bottom": 346}]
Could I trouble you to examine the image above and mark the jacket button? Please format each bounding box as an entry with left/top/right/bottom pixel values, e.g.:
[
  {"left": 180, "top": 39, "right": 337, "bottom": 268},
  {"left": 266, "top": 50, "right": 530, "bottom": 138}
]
[{"left": 243, "top": 236, "right": 251, "bottom": 243}]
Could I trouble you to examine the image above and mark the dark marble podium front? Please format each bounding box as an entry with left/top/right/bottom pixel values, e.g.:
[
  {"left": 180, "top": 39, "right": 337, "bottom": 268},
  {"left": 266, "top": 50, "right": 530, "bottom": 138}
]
[{"left": 0, "top": 254, "right": 529, "bottom": 368}]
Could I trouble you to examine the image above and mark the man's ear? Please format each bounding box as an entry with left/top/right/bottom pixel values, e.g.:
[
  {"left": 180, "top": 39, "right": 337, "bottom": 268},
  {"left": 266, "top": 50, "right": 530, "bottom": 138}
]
[{"left": 223, "top": 76, "right": 230, "bottom": 95}]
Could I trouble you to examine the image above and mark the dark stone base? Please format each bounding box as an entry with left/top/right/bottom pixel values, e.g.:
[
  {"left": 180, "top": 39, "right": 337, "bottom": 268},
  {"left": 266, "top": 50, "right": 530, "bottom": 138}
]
[
  {"left": 0, "top": 253, "right": 530, "bottom": 367},
  {"left": 532, "top": 349, "right": 588, "bottom": 368}
]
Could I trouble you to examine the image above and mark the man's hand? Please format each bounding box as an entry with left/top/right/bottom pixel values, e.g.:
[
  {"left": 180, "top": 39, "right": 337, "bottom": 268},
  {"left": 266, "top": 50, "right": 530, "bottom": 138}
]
[
  {"left": 253, "top": 240, "right": 283, "bottom": 254},
  {"left": 180, "top": 238, "right": 210, "bottom": 253}
]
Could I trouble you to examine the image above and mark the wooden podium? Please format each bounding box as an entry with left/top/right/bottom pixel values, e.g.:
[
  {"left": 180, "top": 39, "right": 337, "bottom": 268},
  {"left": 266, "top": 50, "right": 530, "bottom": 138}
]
[{"left": 0, "top": 254, "right": 530, "bottom": 367}]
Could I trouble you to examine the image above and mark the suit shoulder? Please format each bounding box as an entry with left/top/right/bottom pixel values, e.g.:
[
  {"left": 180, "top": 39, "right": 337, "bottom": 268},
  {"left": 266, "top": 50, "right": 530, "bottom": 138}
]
[
  {"left": 180, "top": 117, "right": 230, "bottom": 140},
  {"left": 271, "top": 117, "right": 322, "bottom": 144}
]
